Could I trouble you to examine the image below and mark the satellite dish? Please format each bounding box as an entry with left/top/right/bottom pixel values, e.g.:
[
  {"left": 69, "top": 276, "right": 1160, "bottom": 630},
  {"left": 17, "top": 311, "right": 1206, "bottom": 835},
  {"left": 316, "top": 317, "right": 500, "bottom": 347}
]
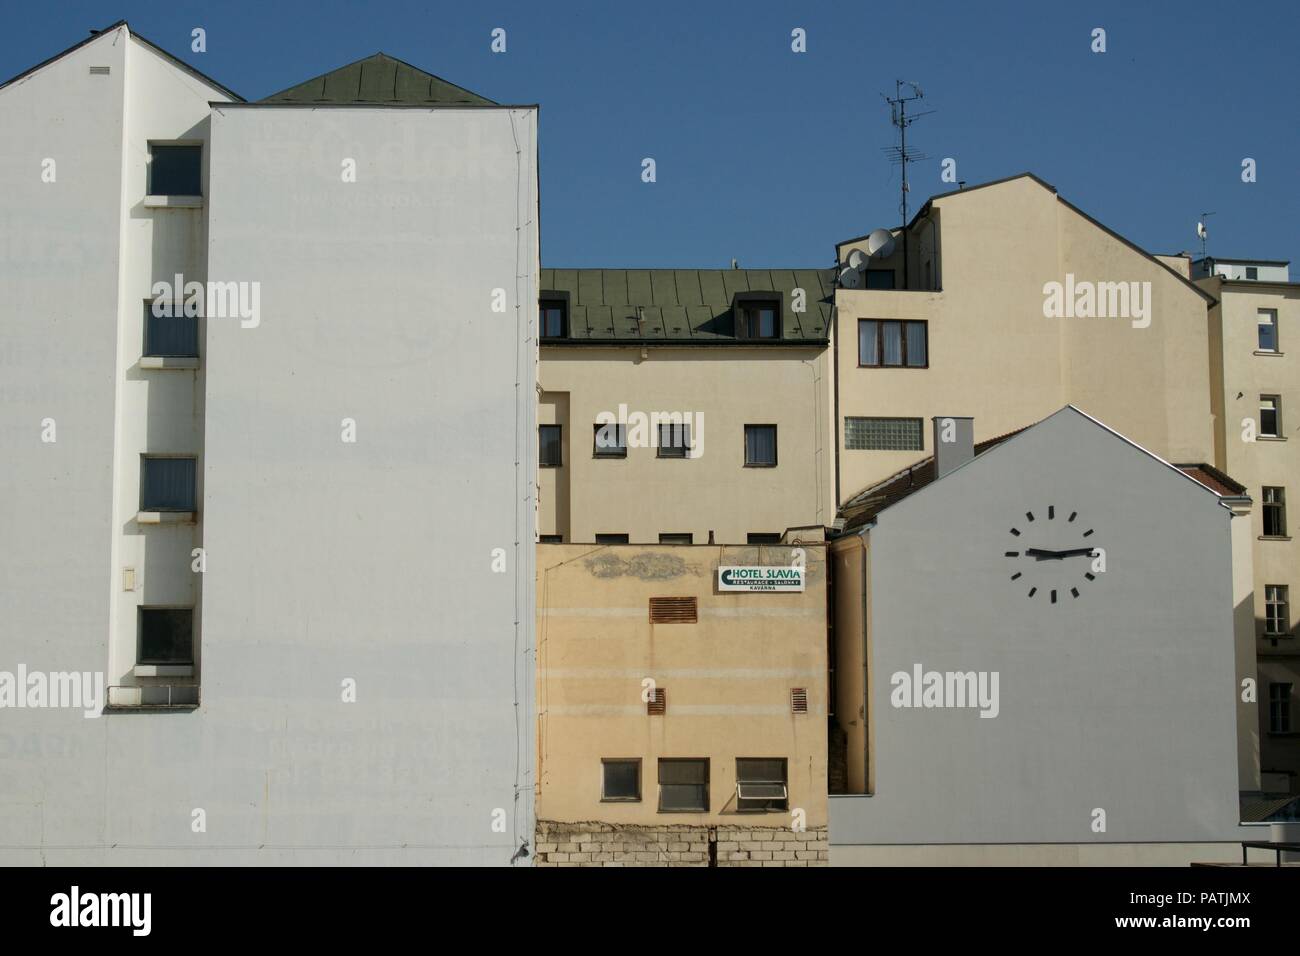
[
  {"left": 1196, "top": 221, "right": 1208, "bottom": 241},
  {"left": 866, "top": 228, "right": 896, "bottom": 259},
  {"left": 846, "top": 248, "right": 868, "bottom": 271},
  {"left": 839, "top": 266, "right": 863, "bottom": 289}
]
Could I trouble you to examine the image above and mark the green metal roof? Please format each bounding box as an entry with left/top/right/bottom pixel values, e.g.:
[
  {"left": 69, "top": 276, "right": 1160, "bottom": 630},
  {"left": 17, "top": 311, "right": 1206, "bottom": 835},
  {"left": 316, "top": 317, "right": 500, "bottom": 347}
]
[
  {"left": 259, "top": 53, "right": 495, "bottom": 105},
  {"left": 540, "top": 269, "right": 834, "bottom": 345}
]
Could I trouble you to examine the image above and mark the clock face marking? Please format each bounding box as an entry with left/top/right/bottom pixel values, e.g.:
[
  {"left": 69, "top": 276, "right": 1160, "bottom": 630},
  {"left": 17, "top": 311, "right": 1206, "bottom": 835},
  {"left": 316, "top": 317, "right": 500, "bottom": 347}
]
[{"left": 1006, "top": 504, "right": 1099, "bottom": 604}]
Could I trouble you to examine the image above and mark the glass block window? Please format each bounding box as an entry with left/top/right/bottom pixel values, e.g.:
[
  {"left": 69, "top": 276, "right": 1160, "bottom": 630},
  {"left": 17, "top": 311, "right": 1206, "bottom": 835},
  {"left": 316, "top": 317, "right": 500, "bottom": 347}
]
[{"left": 845, "top": 416, "right": 924, "bottom": 451}]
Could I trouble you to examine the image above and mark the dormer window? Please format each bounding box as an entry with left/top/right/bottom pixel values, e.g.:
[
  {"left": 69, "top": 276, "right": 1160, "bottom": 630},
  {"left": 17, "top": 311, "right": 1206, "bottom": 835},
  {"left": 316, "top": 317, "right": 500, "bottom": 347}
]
[
  {"left": 734, "top": 294, "right": 781, "bottom": 340},
  {"left": 540, "top": 298, "right": 568, "bottom": 339}
]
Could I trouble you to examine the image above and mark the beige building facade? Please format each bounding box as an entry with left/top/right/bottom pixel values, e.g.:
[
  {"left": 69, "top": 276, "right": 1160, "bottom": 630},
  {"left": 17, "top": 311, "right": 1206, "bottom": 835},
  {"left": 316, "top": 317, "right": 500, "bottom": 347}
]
[
  {"left": 1200, "top": 267, "right": 1300, "bottom": 795},
  {"left": 535, "top": 541, "right": 828, "bottom": 866},
  {"left": 537, "top": 268, "right": 836, "bottom": 545}
]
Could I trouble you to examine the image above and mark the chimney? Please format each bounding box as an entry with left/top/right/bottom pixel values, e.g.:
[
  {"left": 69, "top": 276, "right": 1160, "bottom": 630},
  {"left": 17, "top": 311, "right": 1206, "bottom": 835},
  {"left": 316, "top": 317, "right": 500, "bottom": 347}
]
[{"left": 932, "top": 416, "right": 974, "bottom": 479}]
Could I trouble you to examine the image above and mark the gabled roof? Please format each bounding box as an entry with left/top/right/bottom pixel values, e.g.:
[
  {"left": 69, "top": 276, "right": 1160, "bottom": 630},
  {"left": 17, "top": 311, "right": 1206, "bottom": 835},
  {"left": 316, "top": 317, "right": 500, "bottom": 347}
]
[
  {"left": 259, "top": 52, "right": 494, "bottom": 105},
  {"left": 836, "top": 172, "right": 1216, "bottom": 305},
  {"left": 837, "top": 407, "right": 1247, "bottom": 533},
  {"left": 0, "top": 20, "right": 243, "bottom": 101},
  {"left": 539, "top": 268, "right": 833, "bottom": 345}
]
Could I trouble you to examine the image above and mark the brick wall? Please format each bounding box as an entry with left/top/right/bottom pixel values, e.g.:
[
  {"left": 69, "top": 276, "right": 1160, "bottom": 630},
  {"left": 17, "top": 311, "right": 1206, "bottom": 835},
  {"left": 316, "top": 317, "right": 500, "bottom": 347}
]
[{"left": 534, "top": 821, "right": 829, "bottom": 867}]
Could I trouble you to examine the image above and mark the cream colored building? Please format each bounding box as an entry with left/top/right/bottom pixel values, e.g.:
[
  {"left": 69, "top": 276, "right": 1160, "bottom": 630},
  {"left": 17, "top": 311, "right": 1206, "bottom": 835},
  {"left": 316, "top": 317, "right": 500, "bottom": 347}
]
[
  {"left": 1199, "top": 262, "right": 1300, "bottom": 796},
  {"left": 537, "top": 268, "right": 836, "bottom": 545},
  {"left": 832, "top": 173, "right": 1217, "bottom": 505},
  {"left": 535, "top": 541, "right": 828, "bottom": 866}
]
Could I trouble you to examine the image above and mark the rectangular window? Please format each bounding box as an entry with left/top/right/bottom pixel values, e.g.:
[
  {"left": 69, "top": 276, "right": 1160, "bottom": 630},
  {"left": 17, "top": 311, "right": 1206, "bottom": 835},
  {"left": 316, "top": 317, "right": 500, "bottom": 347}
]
[
  {"left": 865, "top": 269, "right": 895, "bottom": 290},
  {"left": 148, "top": 143, "right": 202, "bottom": 196},
  {"left": 1269, "top": 683, "right": 1293, "bottom": 734},
  {"left": 1258, "top": 309, "right": 1278, "bottom": 352},
  {"left": 747, "top": 533, "right": 782, "bottom": 544},
  {"left": 845, "top": 416, "right": 924, "bottom": 451},
  {"left": 659, "top": 533, "right": 693, "bottom": 545},
  {"left": 736, "top": 758, "right": 789, "bottom": 812},
  {"left": 859, "top": 319, "right": 927, "bottom": 367},
  {"left": 657, "top": 422, "right": 691, "bottom": 458},
  {"left": 138, "top": 608, "right": 194, "bottom": 665},
  {"left": 593, "top": 423, "right": 627, "bottom": 458},
  {"left": 1265, "top": 585, "right": 1290, "bottom": 636},
  {"left": 1246, "top": 266, "right": 1259, "bottom": 280},
  {"left": 141, "top": 456, "right": 196, "bottom": 512},
  {"left": 739, "top": 302, "right": 780, "bottom": 339},
  {"left": 595, "top": 533, "right": 629, "bottom": 544},
  {"left": 143, "top": 301, "right": 199, "bottom": 357},
  {"left": 601, "top": 759, "right": 641, "bottom": 802},
  {"left": 658, "top": 758, "right": 708, "bottom": 812},
  {"left": 539, "top": 534, "right": 563, "bottom": 544},
  {"left": 540, "top": 299, "right": 568, "bottom": 339},
  {"left": 1261, "top": 396, "right": 1281, "bottom": 438},
  {"left": 1263, "top": 486, "right": 1287, "bottom": 537},
  {"left": 744, "top": 424, "right": 777, "bottom": 467},
  {"left": 539, "top": 425, "right": 562, "bottom": 467}
]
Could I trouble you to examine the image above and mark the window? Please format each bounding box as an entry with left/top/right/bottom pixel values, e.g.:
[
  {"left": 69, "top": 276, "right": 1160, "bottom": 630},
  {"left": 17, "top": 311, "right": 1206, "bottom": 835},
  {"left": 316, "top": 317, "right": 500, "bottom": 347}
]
[
  {"left": 659, "top": 533, "right": 693, "bottom": 544},
  {"left": 1246, "top": 266, "right": 1259, "bottom": 280},
  {"left": 747, "top": 533, "right": 782, "bottom": 544},
  {"left": 143, "top": 301, "right": 199, "bottom": 358},
  {"left": 141, "top": 457, "right": 196, "bottom": 512},
  {"left": 539, "top": 425, "right": 562, "bottom": 467},
  {"left": 1263, "top": 487, "right": 1287, "bottom": 537},
  {"left": 736, "top": 758, "right": 788, "bottom": 812},
  {"left": 1269, "top": 683, "right": 1293, "bottom": 734},
  {"left": 744, "top": 425, "right": 777, "bottom": 467},
  {"left": 649, "top": 596, "right": 697, "bottom": 623},
  {"left": 657, "top": 422, "right": 691, "bottom": 459},
  {"left": 1258, "top": 309, "right": 1278, "bottom": 352},
  {"left": 845, "top": 416, "right": 924, "bottom": 451},
  {"left": 595, "top": 533, "right": 629, "bottom": 544},
  {"left": 539, "top": 534, "right": 563, "bottom": 544},
  {"left": 601, "top": 759, "right": 641, "bottom": 802},
  {"left": 865, "top": 269, "right": 895, "bottom": 290},
  {"left": 1265, "top": 585, "right": 1290, "bottom": 636},
  {"left": 540, "top": 299, "right": 568, "bottom": 339},
  {"left": 859, "top": 319, "right": 927, "bottom": 367},
  {"left": 593, "top": 422, "right": 627, "bottom": 458},
  {"left": 148, "top": 143, "right": 202, "bottom": 196},
  {"left": 138, "top": 608, "right": 194, "bottom": 665},
  {"left": 738, "top": 301, "right": 780, "bottom": 339},
  {"left": 1261, "top": 396, "right": 1281, "bottom": 438},
  {"left": 658, "top": 758, "right": 708, "bottom": 812}
]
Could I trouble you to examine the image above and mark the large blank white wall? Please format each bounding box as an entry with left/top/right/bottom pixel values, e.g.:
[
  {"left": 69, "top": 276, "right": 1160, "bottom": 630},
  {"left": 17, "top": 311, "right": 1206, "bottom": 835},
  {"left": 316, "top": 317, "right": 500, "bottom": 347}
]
[{"left": 196, "top": 105, "right": 538, "bottom": 863}]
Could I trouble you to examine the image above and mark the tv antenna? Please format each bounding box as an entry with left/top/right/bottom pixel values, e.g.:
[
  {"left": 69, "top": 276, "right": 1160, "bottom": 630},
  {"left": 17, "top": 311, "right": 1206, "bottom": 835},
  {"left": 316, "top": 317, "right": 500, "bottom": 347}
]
[
  {"left": 1196, "top": 211, "right": 1214, "bottom": 260},
  {"left": 881, "top": 80, "right": 933, "bottom": 288}
]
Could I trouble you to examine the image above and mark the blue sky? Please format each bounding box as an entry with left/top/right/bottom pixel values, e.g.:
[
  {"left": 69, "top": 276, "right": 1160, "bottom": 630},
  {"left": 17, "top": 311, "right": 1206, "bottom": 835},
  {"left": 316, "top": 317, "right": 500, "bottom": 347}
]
[{"left": 4, "top": 0, "right": 1296, "bottom": 269}]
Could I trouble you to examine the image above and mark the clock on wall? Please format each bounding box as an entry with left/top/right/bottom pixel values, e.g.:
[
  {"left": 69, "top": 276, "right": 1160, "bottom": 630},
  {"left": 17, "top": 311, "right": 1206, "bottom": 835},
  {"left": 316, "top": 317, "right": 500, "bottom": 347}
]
[{"left": 1004, "top": 505, "right": 1099, "bottom": 605}]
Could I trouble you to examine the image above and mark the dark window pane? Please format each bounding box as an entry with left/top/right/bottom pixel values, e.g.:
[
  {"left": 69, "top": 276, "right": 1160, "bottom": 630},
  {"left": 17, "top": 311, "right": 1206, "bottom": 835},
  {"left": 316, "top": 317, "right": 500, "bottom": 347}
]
[
  {"left": 865, "top": 269, "right": 895, "bottom": 290},
  {"left": 905, "top": 322, "right": 927, "bottom": 366},
  {"left": 657, "top": 422, "right": 690, "bottom": 458},
  {"left": 540, "top": 301, "right": 567, "bottom": 338},
  {"left": 602, "top": 761, "right": 640, "bottom": 800},
  {"left": 594, "top": 423, "right": 626, "bottom": 457},
  {"left": 1258, "top": 314, "right": 1277, "bottom": 351},
  {"left": 747, "top": 533, "right": 781, "bottom": 544},
  {"left": 658, "top": 758, "right": 708, "bottom": 811},
  {"left": 141, "top": 457, "right": 196, "bottom": 511},
  {"left": 539, "top": 534, "right": 563, "bottom": 544},
  {"left": 745, "top": 425, "right": 777, "bottom": 466},
  {"left": 595, "top": 533, "right": 629, "bottom": 544},
  {"left": 138, "top": 609, "right": 193, "bottom": 664},
  {"left": 539, "top": 425, "right": 562, "bottom": 466},
  {"left": 659, "top": 533, "right": 693, "bottom": 544},
  {"left": 149, "top": 144, "right": 202, "bottom": 196},
  {"left": 144, "top": 303, "right": 199, "bottom": 357}
]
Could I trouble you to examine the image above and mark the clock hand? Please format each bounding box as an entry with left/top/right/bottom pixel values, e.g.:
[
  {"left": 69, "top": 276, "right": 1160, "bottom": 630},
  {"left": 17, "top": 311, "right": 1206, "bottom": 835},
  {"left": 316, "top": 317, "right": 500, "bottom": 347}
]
[{"left": 1025, "top": 547, "right": 1097, "bottom": 560}]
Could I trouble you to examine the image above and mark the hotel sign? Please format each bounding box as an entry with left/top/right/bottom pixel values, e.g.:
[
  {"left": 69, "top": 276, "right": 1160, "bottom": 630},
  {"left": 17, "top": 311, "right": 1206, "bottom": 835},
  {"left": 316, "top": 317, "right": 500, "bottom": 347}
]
[{"left": 717, "top": 566, "right": 804, "bottom": 592}]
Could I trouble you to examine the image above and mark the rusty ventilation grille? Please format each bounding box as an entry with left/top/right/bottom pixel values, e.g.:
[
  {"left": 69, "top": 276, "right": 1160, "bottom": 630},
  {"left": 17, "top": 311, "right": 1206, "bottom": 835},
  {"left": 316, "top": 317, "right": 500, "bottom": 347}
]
[
  {"left": 647, "top": 688, "right": 666, "bottom": 715},
  {"left": 649, "top": 596, "right": 697, "bottom": 623},
  {"left": 791, "top": 688, "right": 808, "bottom": 714}
]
